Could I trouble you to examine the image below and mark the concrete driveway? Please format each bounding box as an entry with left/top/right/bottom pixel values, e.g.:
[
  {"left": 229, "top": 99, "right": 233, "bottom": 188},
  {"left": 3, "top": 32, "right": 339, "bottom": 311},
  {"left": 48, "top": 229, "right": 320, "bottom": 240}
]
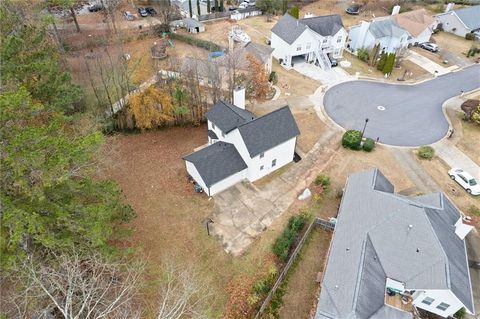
[
  {"left": 292, "top": 58, "right": 354, "bottom": 87},
  {"left": 323, "top": 64, "right": 480, "bottom": 146}
]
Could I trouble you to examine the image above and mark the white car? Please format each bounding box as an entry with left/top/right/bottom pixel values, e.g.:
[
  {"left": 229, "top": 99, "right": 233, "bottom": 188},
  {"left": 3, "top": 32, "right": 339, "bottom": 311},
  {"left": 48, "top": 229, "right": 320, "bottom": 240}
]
[
  {"left": 448, "top": 168, "right": 480, "bottom": 195},
  {"left": 124, "top": 11, "right": 134, "bottom": 21}
]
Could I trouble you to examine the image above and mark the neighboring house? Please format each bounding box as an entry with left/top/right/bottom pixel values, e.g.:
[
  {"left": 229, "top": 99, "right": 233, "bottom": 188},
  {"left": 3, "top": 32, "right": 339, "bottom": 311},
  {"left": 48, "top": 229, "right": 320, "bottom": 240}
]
[
  {"left": 270, "top": 13, "right": 347, "bottom": 70},
  {"left": 315, "top": 169, "right": 475, "bottom": 319},
  {"left": 244, "top": 42, "right": 274, "bottom": 73},
  {"left": 348, "top": 18, "right": 410, "bottom": 53},
  {"left": 183, "top": 88, "right": 300, "bottom": 196},
  {"left": 392, "top": 9, "right": 437, "bottom": 45},
  {"left": 170, "top": 18, "right": 205, "bottom": 33},
  {"left": 230, "top": 6, "right": 263, "bottom": 20},
  {"left": 436, "top": 4, "right": 480, "bottom": 37}
]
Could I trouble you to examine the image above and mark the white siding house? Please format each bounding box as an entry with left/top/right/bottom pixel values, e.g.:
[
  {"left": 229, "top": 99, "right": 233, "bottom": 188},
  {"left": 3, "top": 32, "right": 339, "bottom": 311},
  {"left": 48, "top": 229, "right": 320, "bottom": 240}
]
[
  {"left": 436, "top": 5, "right": 480, "bottom": 37},
  {"left": 270, "top": 13, "right": 347, "bottom": 69},
  {"left": 348, "top": 18, "right": 410, "bottom": 54},
  {"left": 184, "top": 87, "right": 300, "bottom": 196}
]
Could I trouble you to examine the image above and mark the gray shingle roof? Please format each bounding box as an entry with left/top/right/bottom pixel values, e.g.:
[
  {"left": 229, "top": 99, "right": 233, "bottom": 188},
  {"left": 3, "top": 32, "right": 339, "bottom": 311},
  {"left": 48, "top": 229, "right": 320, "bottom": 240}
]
[
  {"left": 183, "top": 17, "right": 204, "bottom": 28},
  {"left": 206, "top": 100, "right": 256, "bottom": 133},
  {"left": 272, "top": 13, "right": 345, "bottom": 44},
  {"left": 316, "top": 169, "right": 475, "bottom": 319},
  {"left": 271, "top": 13, "right": 308, "bottom": 45},
  {"left": 300, "top": 14, "right": 344, "bottom": 37},
  {"left": 244, "top": 42, "right": 274, "bottom": 64},
  {"left": 368, "top": 18, "right": 410, "bottom": 39},
  {"left": 183, "top": 142, "right": 247, "bottom": 187},
  {"left": 238, "top": 106, "right": 300, "bottom": 157},
  {"left": 453, "top": 5, "right": 480, "bottom": 31}
]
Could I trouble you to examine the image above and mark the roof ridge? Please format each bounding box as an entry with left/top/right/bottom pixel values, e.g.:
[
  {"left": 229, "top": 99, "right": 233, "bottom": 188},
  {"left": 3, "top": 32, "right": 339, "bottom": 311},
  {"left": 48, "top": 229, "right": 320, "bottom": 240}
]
[
  {"left": 237, "top": 105, "right": 290, "bottom": 129},
  {"left": 301, "top": 13, "right": 341, "bottom": 20},
  {"left": 220, "top": 100, "right": 254, "bottom": 121}
]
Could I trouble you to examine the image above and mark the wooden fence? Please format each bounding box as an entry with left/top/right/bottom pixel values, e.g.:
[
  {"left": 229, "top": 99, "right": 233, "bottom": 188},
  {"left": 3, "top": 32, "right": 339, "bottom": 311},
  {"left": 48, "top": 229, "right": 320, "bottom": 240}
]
[{"left": 254, "top": 217, "right": 335, "bottom": 319}]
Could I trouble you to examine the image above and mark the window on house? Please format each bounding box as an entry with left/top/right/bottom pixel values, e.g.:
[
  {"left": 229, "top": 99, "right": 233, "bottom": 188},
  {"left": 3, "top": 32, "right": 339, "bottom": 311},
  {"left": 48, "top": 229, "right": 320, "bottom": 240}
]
[
  {"left": 421, "top": 297, "right": 435, "bottom": 305},
  {"left": 337, "top": 36, "right": 342, "bottom": 43},
  {"left": 436, "top": 303, "right": 450, "bottom": 311},
  {"left": 260, "top": 153, "right": 264, "bottom": 158},
  {"left": 296, "top": 44, "right": 302, "bottom": 51},
  {"left": 306, "top": 42, "right": 311, "bottom": 49},
  {"left": 322, "top": 38, "right": 328, "bottom": 43},
  {"left": 272, "top": 159, "right": 277, "bottom": 167},
  {"left": 260, "top": 165, "right": 264, "bottom": 171}
]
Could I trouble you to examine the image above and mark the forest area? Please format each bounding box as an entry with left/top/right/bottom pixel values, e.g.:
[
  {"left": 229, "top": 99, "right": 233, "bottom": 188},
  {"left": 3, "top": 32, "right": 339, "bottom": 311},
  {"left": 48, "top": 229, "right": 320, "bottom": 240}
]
[{"left": 0, "top": 1, "right": 219, "bottom": 318}]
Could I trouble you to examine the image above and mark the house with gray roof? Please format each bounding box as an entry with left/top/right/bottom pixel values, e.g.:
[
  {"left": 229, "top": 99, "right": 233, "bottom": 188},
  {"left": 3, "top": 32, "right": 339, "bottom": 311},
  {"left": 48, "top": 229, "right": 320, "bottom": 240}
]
[
  {"left": 183, "top": 87, "right": 300, "bottom": 196},
  {"left": 270, "top": 13, "right": 347, "bottom": 70},
  {"left": 244, "top": 42, "right": 274, "bottom": 73},
  {"left": 436, "top": 4, "right": 480, "bottom": 37},
  {"left": 316, "top": 169, "right": 475, "bottom": 319},
  {"left": 348, "top": 17, "right": 411, "bottom": 54}
]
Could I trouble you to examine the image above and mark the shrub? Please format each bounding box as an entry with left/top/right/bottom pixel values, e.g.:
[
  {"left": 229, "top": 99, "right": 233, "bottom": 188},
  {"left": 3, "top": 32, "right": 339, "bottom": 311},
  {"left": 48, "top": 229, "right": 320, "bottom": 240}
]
[
  {"left": 315, "top": 175, "right": 331, "bottom": 188},
  {"left": 169, "top": 33, "right": 222, "bottom": 52},
  {"left": 377, "top": 53, "right": 387, "bottom": 71},
  {"left": 269, "top": 71, "right": 278, "bottom": 84},
  {"left": 454, "top": 307, "right": 466, "bottom": 319},
  {"left": 473, "top": 108, "right": 480, "bottom": 126},
  {"left": 357, "top": 48, "right": 369, "bottom": 62},
  {"left": 272, "top": 214, "right": 307, "bottom": 262},
  {"left": 362, "top": 138, "right": 375, "bottom": 152},
  {"left": 288, "top": 6, "right": 300, "bottom": 19},
  {"left": 467, "top": 46, "right": 480, "bottom": 57},
  {"left": 342, "top": 130, "right": 362, "bottom": 150},
  {"left": 382, "top": 53, "right": 396, "bottom": 74},
  {"left": 465, "top": 33, "right": 475, "bottom": 40},
  {"left": 417, "top": 145, "right": 435, "bottom": 159}
]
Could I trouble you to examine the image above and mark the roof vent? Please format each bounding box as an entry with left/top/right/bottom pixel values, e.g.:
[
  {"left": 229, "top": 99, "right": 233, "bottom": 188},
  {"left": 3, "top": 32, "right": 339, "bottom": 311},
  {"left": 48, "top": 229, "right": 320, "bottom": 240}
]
[
  {"left": 408, "top": 224, "right": 413, "bottom": 230},
  {"left": 416, "top": 248, "right": 420, "bottom": 253}
]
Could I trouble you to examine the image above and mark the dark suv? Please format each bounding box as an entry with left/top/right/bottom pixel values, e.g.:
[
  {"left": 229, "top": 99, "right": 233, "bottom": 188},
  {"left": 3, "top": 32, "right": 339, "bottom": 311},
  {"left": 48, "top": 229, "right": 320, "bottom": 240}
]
[
  {"left": 88, "top": 3, "right": 104, "bottom": 12},
  {"left": 146, "top": 7, "right": 157, "bottom": 16}
]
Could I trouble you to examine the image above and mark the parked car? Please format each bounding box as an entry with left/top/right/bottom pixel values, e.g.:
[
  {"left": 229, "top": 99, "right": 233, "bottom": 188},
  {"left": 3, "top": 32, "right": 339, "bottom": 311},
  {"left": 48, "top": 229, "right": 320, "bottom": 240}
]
[
  {"left": 228, "top": 6, "right": 238, "bottom": 11},
  {"left": 123, "top": 11, "right": 134, "bottom": 21},
  {"left": 138, "top": 7, "right": 148, "bottom": 17},
  {"left": 420, "top": 42, "right": 439, "bottom": 52},
  {"left": 239, "top": 2, "right": 249, "bottom": 9},
  {"left": 88, "top": 3, "right": 104, "bottom": 12},
  {"left": 448, "top": 168, "right": 480, "bottom": 195},
  {"left": 345, "top": 4, "right": 361, "bottom": 15},
  {"left": 329, "top": 55, "right": 338, "bottom": 67},
  {"left": 146, "top": 7, "right": 157, "bottom": 16}
]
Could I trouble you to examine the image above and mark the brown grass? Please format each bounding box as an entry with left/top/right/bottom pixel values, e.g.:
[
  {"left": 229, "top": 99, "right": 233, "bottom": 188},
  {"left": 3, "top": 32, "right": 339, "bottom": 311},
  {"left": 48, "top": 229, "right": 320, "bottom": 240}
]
[
  {"left": 279, "top": 228, "right": 332, "bottom": 319},
  {"left": 341, "top": 51, "right": 430, "bottom": 81},
  {"left": 432, "top": 31, "right": 479, "bottom": 61}
]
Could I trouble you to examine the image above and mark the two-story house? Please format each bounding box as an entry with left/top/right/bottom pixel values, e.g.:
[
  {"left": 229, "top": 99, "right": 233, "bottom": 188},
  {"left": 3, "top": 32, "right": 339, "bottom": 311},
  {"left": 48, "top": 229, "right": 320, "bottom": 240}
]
[
  {"left": 315, "top": 169, "right": 475, "bottom": 319},
  {"left": 183, "top": 87, "right": 300, "bottom": 196},
  {"left": 270, "top": 13, "right": 347, "bottom": 70}
]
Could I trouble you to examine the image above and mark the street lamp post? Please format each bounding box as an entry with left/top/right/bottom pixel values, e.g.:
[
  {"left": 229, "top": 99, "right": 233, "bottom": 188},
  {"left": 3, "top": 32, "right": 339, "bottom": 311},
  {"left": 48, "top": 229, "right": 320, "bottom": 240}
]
[{"left": 361, "top": 118, "right": 369, "bottom": 138}]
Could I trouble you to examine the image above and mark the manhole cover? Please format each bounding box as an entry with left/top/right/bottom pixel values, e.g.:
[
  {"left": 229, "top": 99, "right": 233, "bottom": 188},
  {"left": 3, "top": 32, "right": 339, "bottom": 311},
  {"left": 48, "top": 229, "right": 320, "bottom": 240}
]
[{"left": 377, "top": 105, "right": 386, "bottom": 111}]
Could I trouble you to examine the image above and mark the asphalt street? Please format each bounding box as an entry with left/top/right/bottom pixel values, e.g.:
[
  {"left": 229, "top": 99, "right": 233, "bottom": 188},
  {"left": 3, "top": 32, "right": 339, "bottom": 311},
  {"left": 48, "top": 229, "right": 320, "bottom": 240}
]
[{"left": 324, "top": 64, "right": 480, "bottom": 146}]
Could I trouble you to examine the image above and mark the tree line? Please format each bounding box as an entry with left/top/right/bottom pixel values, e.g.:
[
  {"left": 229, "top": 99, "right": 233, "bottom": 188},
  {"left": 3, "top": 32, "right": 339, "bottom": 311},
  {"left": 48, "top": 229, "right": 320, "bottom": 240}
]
[{"left": 0, "top": 2, "right": 210, "bottom": 317}]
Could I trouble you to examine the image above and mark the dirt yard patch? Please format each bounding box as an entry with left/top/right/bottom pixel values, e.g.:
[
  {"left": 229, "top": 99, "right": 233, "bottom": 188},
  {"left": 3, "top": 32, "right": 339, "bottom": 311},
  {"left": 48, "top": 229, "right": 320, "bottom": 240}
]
[
  {"left": 273, "top": 61, "right": 320, "bottom": 97},
  {"left": 448, "top": 109, "right": 480, "bottom": 166},
  {"left": 341, "top": 51, "right": 430, "bottom": 82},
  {"left": 279, "top": 228, "right": 332, "bottom": 319}
]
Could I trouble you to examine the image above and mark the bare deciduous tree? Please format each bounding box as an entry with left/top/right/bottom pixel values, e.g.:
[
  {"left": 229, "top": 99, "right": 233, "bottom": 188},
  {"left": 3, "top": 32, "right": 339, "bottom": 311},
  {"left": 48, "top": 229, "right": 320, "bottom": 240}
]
[
  {"left": 4, "top": 251, "right": 144, "bottom": 319},
  {"left": 155, "top": 262, "right": 211, "bottom": 319}
]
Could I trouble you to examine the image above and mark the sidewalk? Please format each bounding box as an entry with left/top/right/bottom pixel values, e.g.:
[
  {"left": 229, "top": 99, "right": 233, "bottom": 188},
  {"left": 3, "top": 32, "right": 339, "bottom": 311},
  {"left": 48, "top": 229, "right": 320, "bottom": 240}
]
[
  {"left": 406, "top": 49, "right": 456, "bottom": 76},
  {"left": 433, "top": 139, "right": 480, "bottom": 180}
]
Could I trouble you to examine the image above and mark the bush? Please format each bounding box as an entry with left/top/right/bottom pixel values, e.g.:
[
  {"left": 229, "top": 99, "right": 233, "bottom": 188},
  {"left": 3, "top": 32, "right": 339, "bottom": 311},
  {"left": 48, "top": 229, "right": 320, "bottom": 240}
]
[
  {"left": 288, "top": 6, "right": 300, "bottom": 19},
  {"left": 269, "top": 71, "right": 278, "bottom": 84},
  {"left": 314, "top": 175, "right": 331, "bottom": 188},
  {"left": 417, "top": 146, "right": 435, "bottom": 159},
  {"left": 465, "top": 33, "right": 475, "bottom": 40},
  {"left": 169, "top": 33, "right": 222, "bottom": 52},
  {"left": 454, "top": 307, "right": 466, "bottom": 319},
  {"left": 357, "top": 48, "right": 369, "bottom": 62},
  {"left": 272, "top": 214, "right": 307, "bottom": 262},
  {"left": 467, "top": 46, "right": 480, "bottom": 57},
  {"left": 377, "top": 53, "right": 387, "bottom": 71},
  {"left": 468, "top": 205, "right": 480, "bottom": 216},
  {"left": 342, "top": 130, "right": 362, "bottom": 150},
  {"left": 362, "top": 138, "right": 375, "bottom": 152}
]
